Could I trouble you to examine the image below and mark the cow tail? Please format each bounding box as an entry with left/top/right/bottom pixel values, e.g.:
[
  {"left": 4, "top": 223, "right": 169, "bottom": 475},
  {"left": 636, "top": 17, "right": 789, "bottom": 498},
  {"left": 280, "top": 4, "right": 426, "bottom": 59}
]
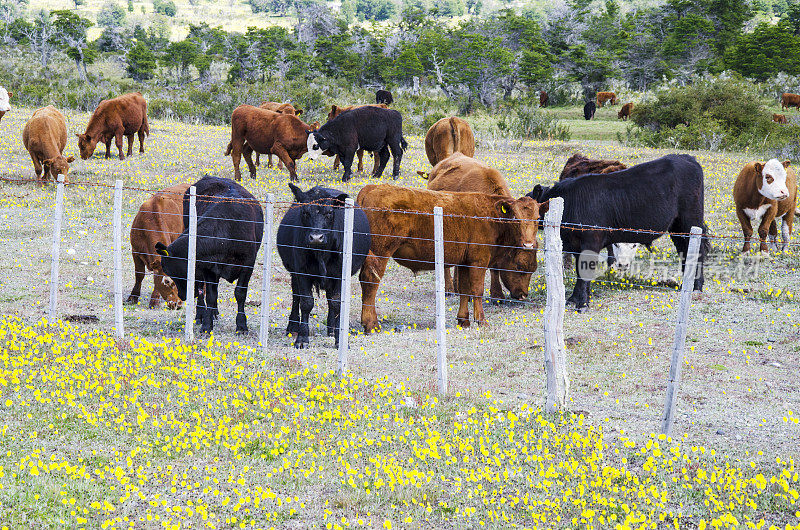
[
  {"left": 700, "top": 222, "right": 711, "bottom": 258},
  {"left": 448, "top": 117, "right": 459, "bottom": 152},
  {"left": 400, "top": 137, "right": 408, "bottom": 151},
  {"left": 143, "top": 113, "right": 150, "bottom": 137},
  {"left": 224, "top": 141, "right": 233, "bottom": 157}
]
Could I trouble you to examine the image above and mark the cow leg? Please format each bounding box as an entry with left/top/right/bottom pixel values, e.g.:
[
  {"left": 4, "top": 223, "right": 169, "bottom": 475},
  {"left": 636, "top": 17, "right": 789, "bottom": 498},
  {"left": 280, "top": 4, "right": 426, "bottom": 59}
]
[
  {"left": 340, "top": 152, "right": 355, "bottom": 183},
  {"left": 234, "top": 274, "right": 251, "bottom": 335},
  {"left": 489, "top": 269, "right": 505, "bottom": 304},
  {"left": 360, "top": 251, "right": 390, "bottom": 332},
  {"left": 115, "top": 131, "right": 125, "bottom": 160},
  {"left": 195, "top": 282, "right": 207, "bottom": 324},
  {"left": 757, "top": 214, "right": 773, "bottom": 253},
  {"left": 126, "top": 252, "right": 146, "bottom": 305},
  {"left": 138, "top": 129, "right": 145, "bottom": 153},
  {"left": 669, "top": 224, "right": 706, "bottom": 292},
  {"left": 31, "top": 154, "right": 43, "bottom": 182},
  {"left": 287, "top": 274, "right": 301, "bottom": 336},
  {"left": 455, "top": 266, "right": 472, "bottom": 327},
  {"left": 606, "top": 245, "right": 616, "bottom": 267},
  {"left": 736, "top": 209, "right": 754, "bottom": 252},
  {"left": 372, "top": 146, "right": 390, "bottom": 179},
  {"left": 781, "top": 214, "right": 793, "bottom": 251},
  {"left": 295, "top": 277, "right": 314, "bottom": 348},
  {"left": 357, "top": 149, "right": 364, "bottom": 172},
  {"left": 567, "top": 258, "right": 592, "bottom": 310},
  {"left": 242, "top": 144, "right": 257, "bottom": 179},
  {"left": 272, "top": 143, "right": 297, "bottom": 181},
  {"left": 444, "top": 266, "right": 456, "bottom": 297},
  {"left": 333, "top": 155, "right": 341, "bottom": 171},
  {"left": 230, "top": 141, "right": 244, "bottom": 181},
  {"left": 769, "top": 219, "right": 779, "bottom": 251},
  {"left": 388, "top": 141, "right": 403, "bottom": 179},
  {"left": 326, "top": 283, "right": 342, "bottom": 346},
  {"left": 200, "top": 276, "right": 218, "bottom": 334},
  {"left": 468, "top": 266, "right": 487, "bottom": 326},
  {"left": 257, "top": 153, "right": 262, "bottom": 167},
  {"left": 126, "top": 134, "right": 134, "bottom": 157},
  {"left": 105, "top": 139, "right": 112, "bottom": 159}
]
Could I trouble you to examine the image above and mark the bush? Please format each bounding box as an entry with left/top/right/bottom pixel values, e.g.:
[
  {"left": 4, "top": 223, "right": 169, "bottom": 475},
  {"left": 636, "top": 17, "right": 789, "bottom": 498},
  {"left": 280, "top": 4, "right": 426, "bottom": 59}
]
[
  {"left": 153, "top": 0, "right": 176, "bottom": 17},
  {"left": 498, "top": 106, "right": 571, "bottom": 141}
]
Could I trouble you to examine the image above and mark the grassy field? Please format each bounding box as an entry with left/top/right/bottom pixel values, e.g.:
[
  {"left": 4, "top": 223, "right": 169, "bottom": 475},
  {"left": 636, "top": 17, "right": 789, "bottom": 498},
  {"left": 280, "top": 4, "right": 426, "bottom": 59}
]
[{"left": 0, "top": 106, "right": 799, "bottom": 527}]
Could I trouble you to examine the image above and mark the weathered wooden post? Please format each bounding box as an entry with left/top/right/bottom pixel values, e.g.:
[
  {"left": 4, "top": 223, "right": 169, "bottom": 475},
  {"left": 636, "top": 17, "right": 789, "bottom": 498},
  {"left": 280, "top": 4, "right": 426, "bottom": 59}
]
[
  {"left": 259, "top": 194, "right": 274, "bottom": 355},
  {"left": 543, "top": 197, "right": 568, "bottom": 413},
  {"left": 434, "top": 206, "right": 448, "bottom": 395},
  {"left": 337, "top": 198, "right": 355, "bottom": 377},
  {"left": 48, "top": 176, "right": 65, "bottom": 323},
  {"left": 184, "top": 185, "right": 197, "bottom": 343},
  {"left": 113, "top": 179, "right": 124, "bottom": 338}
]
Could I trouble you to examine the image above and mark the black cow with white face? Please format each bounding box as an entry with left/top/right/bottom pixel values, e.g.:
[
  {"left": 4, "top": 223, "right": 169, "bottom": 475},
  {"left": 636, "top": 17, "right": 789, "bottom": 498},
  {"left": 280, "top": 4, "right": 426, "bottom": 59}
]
[
  {"left": 584, "top": 101, "right": 596, "bottom": 120},
  {"left": 531, "top": 154, "right": 710, "bottom": 310},
  {"left": 155, "top": 176, "right": 264, "bottom": 334},
  {"left": 306, "top": 105, "right": 407, "bottom": 182},
  {"left": 376, "top": 89, "right": 393, "bottom": 105},
  {"left": 277, "top": 183, "right": 372, "bottom": 348}
]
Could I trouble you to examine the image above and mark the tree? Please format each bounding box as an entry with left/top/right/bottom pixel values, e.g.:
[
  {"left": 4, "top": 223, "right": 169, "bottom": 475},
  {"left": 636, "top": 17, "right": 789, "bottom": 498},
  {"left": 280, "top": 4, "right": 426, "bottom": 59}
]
[
  {"left": 97, "top": 1, "right": 126, "bottom": 27},
  {"left": 153, "top": 0, "right": 177, "bottom": 17},
  {"left": 355, "top": 0, "right": 396, "bottom": 21},
  {"left": 128, "top": 0, "right": 134, "bottom": 12},
  {"left": 724, "top": 21, "right": 800, "bottom": 79},
  {"left": 161, "top": 39, "right": 198, "bottom": 81},
  {"left": 127, "top": 40, "right": 157, "bottom": 80},
  {"left": 25, "top": 10, "right": 57, "bottom": 67},
  {"left": 52, "top": 10, "right": 97, "bottom": 80},
  {"left": 444, "top": 29, "right": 514, "bottom": 106},
  {"left": 391, "top": 45, "right": 422, "bottom": 85}
]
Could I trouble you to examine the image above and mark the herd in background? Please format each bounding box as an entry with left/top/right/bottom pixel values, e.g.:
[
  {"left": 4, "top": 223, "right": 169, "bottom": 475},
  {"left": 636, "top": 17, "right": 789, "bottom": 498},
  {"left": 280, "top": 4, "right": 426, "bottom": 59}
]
[{"left": 0, "top": 86, "right": 798, "bottom": 344}]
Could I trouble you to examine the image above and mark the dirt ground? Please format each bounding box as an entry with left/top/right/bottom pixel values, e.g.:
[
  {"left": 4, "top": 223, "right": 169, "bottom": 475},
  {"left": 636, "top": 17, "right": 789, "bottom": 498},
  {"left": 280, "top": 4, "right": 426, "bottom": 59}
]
[{"left": 0, "top": 107, "right": 798, "bottom": 463}]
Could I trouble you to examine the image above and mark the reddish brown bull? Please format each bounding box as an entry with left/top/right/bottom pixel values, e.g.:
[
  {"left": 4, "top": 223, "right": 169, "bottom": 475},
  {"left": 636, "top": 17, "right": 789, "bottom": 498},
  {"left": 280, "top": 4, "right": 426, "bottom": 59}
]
[
  {"left": 22, "top": 106, "right": 74, "bottom": 184},
  {"left": 256, "top": 102, "right": 303, "bottom": 168},
  {"left": 357, "top": 184, "right": 547, "bottom": 332},
  {"left": 423, "top": 117, "right": 475, "bottom": 166},
  {"left": 127, "top": 182, "right": 191, "bottom": 309},
  {"left": 77, "top": 92, "right": 149, "bottom": 160},
  {"left": 781, "top": 93, "right": 800, "bottom": 111},
  {"left": 618, "top": 102, "right": 633, "bottom": 120},
  {"left": 597, "top": 91, "right": 617, "bottom": 107}
]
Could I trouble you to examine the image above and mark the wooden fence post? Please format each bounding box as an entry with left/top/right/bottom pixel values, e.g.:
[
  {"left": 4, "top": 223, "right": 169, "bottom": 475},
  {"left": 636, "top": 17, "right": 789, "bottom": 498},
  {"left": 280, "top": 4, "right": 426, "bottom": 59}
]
[
  {"left": 184, "top": 185, "right": 197, "bottom": 343},
  {"left": 337, "top": 198, "right": 355, "bottom": 377},
  {"left": 543, "top": 197, "right": 568, "bottom": 413},
  {"left": 113, "top": 179, "right": 124, "bottom": 339},
  {"left": 660, "top": 226, "right": 702, "bottom": 436},
  {"left": 48, "top": 176, "right": 65, "bottom": 323},
  {"left": 434, "top": 206, "right": 448, "bottom": 395},
  {"left": 259, "top": 194, "right": 274, "bottom": 355}
]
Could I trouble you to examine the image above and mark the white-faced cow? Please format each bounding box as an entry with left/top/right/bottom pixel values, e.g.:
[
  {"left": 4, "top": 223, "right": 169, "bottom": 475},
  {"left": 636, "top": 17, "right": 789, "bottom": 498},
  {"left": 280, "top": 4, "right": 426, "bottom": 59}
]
[
  {"left": 277, "top": 184, "right": 372, "bottom": 348},
  {"left": 155, "top": 176, "right": 264, "bottom": 334},
  {"left": 734, "top": 159, "right": 796, "bottom": 252},
  {"left": 0, "top": 87, "right": 12, "bottom": 123}
]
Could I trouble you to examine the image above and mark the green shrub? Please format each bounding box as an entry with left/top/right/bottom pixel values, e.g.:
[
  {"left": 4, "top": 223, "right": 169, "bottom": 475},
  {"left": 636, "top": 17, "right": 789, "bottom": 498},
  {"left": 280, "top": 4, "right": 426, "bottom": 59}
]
[{"left": 498, "top": 106, "right": 570, "bottom": 141}]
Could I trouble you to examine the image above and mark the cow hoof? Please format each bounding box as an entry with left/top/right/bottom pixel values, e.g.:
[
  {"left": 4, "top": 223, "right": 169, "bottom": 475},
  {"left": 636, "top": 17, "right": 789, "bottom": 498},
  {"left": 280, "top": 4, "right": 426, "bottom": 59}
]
[
  {"left": 456, "top": 319, "right": 471, "bottom": 328},
  {"left": 392, "top": 173, "right": 400, "bottom": 180},
  {"left": 286, "top": 324, "right": 299, "bottom": 336},
  {"left": 124, "top": 297, "right": 138, "bottom": 306},
  {"left": 342, "top": 176, "right": 351, "bottom": 183},
  {"left": 235, "top": 328, "right": 249, "bottom": 335},
  {"left": 294, "top": 339, "right": 309, "bottom": 349}
]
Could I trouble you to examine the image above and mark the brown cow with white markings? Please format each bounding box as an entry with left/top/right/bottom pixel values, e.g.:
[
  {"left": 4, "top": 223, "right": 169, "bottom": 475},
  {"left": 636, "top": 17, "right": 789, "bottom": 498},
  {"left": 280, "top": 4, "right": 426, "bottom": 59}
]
[{"left": 734, "top": 159, "right": 796, "bottom": 252}]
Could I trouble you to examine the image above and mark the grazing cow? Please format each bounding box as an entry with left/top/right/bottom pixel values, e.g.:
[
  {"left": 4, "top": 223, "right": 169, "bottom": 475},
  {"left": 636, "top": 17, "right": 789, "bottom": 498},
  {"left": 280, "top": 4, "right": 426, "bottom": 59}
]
[
  {"left": 127, "top": 182, "right": 191, "bottom": 309},
  {"left": 539, "top": 90, "right": 549, "bottom": 107},
  {"left": 77, "top": 92, "right": 149, "bottom": 160},
  {"left": 326, "top": 104, "right": 389, "bottom": 173},
  {"left": 277, "top": 184, "right": 372, "bottom": 348},
  {"left": 357, "top": 184, "right": 546, "bottom": 332},
  {"left": 596, "top": 91, "right": 617, "bottom": 107},
  {"left": 734, "top": 160, "right": 796, "bottom": 253},
  {"left": 781, "top": 93, "right": 800, "bottom": 111},
  {"left": 618, "top": 102, "right": 634, "bottom": 120},
  {"left": 773, "top": 113, "right": 788, "bottom": 124},
  {"left": 255, "top": 101, "right": 304, "bottom": 168},
  {"left": 225, "top": 104, "right": 318, "bottom": 182},
  {"left": 155, "top": 176, "right": 264, "bottom": 334},
  {"left": 532, "top": 155, "right": 709, "bottom": 310},
  {"left": 22, "top": 106, "right": 75, "bottom": 184},
  {"left": 376, "top": 89, "right": 394, "bottom": 105},
  {"left": 420, "top": 153, "right": 539, "bottom": 302},
  {"left": 423, "top": 117, "right": 475, "bottom": 166},
  {"left": 0, "top": 86, "right": 12, "bottom": 123},
  {"left": 583, "top": 101, "right": 596, "bottom": 120},
  {"left": 307, "top": 106, "right": 407, "bottom": 182}
]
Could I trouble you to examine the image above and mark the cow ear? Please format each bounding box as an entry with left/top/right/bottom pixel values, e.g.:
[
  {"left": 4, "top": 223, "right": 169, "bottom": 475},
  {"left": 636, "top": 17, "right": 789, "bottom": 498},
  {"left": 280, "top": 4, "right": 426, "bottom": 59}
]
[
  {"left": 754, "top": 162, "right": 764, "bottom": 174},
  {"left": 537, "top": 199, "right": 550, "bottom": 216},
  {"left": 295, "top": 108, "right": 303, "bottom": 115},
  {"left": 527, "top": 184, "right": 543, "bottom": 201},
  {"left": 311, "top": 121, "right": 320, "bottom": 130},
  {"left": 66, "top": 156, "right": 75, "bottom": 163},
  {"left": 288, "top": 182, "right": 305, "bottom": 202},
  {"left": 335, "top": 193, "right": 349, "bottom": 206},
  {"left": 155, "top": 242, "right": 169, "bottom": 257},
  {"left": 416, "top": 170, "right": 429, "bottom": 179},
  {"left": 783, "top": 160, "right": 791, "bottom": 168},
  {"left": 496, "top": 199, "right": 515, "bottom": 218},
  {"left": 331, "top": 105, "right": 337, "bottom": 114},
  {"left": 6, "top": 91, "right": 11, "bottom": 98}
]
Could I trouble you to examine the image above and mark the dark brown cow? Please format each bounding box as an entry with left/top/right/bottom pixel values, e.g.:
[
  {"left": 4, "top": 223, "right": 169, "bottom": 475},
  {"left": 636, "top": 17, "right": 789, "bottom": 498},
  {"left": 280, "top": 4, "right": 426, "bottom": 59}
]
[
  {"left": 781, "top": 93, "right": 800, "bottom": 111},
  {"left": 597, "top": 91, "right": 617, "bottom": 107},
  {"left": 618, "top": 102, "right": 633, "bottom": 120},
  {"left": 560, "top": 153, "right": 627, "bottom": 180},
  {"left": 327, "top": 104, "right": 389, "bottom": 172},
  {"left": 539, "top": 90, "right": 548, "bottom": 107},
  {"left": 734, "top": 160, "right": 796, "bottom": 252},
  {"left": 0, "top": 86, "right": 11, "bottom": 123},
  {"left": 225, "top": 104, "right": 318, "bottom": 181},
  {"left": 773, "top": 113, "right": 788, "bottom": 124},
  {"left": 423, "top": 117, "right": 475, "bottom": 166},
  {"left": 421, "top": 153, "right": 537, "bottom": 302},
  {"left": 77, "top": 92, "right": 149, "bottom": 160},
  {"left": 357, "top": 184, "right": 547, "bottom": 332},
  {"left": 22, "top": 106, "right": 74, "bottom": 184},
  {"left": 256, "top": 101, "right": 303, "bottom": 168},
  {"left": 127, "top": 182, "right": 191, "bottom": 309}
]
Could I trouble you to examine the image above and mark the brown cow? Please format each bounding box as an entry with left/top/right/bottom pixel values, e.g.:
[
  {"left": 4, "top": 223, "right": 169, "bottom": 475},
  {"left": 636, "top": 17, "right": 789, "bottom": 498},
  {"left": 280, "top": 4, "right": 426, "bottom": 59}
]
[
  {"left": 225, "top": 104, "right": 318, "bottom": 181},
  {"left": 77, "top": 92, "right": 149, "bottom": 160},
  {"left": 734, "top": 159, "right": 796, "bottom": 252},
  {"left": 781, "top": 93, "right": 800, "bottom": 111},
  {"left": 423, "top": 117, "right": 475, "bottom": 166},
  {"left": 597, "top": 91, "right": 617, "bottom": 107},
  {"left": 22, "top": 106, "right": 75, "bottom": 184},
  {"left": 617, "top": 102, "right": 633, "bottom": 120},
  {"left": 357, "top": 184, "right": 547, "bottom": 332},
  {"left": 539, "top": 90, "right": 548, "bottom": 107},
  {"left": 420, "top": 153, "right": 537, "bottom": 302},
  {"left": 0, "top": 86, "right": 11, "bottom": 123},
  {"left": 127, "top": 183, "right": 190, "bottom": 309},
  {"left": 773, "top": 113, "right": 788, "bottom": 124},
  {"left": 560, "top": 153, "right": 627, "bottom": 180},
  {"left": 327, "top": 103, "right": 389, "bottom": 172},
  {"left": 255, "top": 101, "right": 303, "bottom": 168}
]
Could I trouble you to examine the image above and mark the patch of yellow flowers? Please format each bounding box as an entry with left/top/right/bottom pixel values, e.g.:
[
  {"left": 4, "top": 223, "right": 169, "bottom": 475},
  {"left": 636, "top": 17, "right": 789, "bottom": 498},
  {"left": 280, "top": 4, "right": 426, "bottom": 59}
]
[{"left": 0, "top": 316, "right": 797, "bottom": 529}]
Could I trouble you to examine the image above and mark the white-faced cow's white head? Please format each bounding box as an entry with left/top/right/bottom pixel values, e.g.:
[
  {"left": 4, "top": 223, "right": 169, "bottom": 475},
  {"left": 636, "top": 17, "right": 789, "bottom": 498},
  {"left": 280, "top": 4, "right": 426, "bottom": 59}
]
[
  {"left": 756, "top": 159, "right": 791, "bottom": 201},
  {"left": 306, "top": 131, "right": 330, "bottom": 160},
  {"left": 0, "top": 87, "right": 12, "bottom": 121},
  {"left": 611, "top": 243, "right": 640, "bottom": 272}
]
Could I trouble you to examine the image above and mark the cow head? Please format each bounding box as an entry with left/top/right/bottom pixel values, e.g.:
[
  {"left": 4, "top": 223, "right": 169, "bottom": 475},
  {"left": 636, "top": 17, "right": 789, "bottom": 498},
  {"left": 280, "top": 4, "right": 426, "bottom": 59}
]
[
  {"left": 155, "top": 241, "right": 188, "bottom": 301},
  {"left": 76, "top": 133, "right": 99, "bottom": 160},
  {"left": 43, "top": 155, "right": 75, "bottom": 183},
  {"left": 526, "top": 184, "right": 551, "bottom": 204},
  {"left": 755, "top": 159, "right": 791, "bottom": 201},
  {"left": 610, "top": 243, "right": 640, "bottom": 272},
  {"left": 152, "top": 265, "right": 182, "bottom": 309},
  {"left": 494, "top": 197, "right": 549, "bottom": 300},
  {"left": 306, "top": 131, "right": 330, "bottom": 160},
  {"left": 289, "top": 183, "right": 348, "bottom": 250},
  {"left": 0, "top": 87, "right": 11, "bottom": 122}
]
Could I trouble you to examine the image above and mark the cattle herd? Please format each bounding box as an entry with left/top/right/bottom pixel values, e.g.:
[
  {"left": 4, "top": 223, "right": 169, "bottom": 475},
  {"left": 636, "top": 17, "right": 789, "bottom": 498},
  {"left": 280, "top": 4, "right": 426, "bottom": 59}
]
[{"left": 0, "top": 86, "right": 798, "bottom": 344}]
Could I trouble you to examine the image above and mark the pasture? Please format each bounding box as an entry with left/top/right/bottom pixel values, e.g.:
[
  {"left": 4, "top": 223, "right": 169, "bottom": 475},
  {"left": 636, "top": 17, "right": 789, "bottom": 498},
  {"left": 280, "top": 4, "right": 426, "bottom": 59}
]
[{"left": 0, "top": 106, "right": 799, "bottom": 527}]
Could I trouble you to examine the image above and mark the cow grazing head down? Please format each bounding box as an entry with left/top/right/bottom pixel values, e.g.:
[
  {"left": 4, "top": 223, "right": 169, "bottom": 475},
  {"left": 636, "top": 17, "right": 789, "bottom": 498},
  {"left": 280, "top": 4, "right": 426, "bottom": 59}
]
[
  {"left": 43, "top": 155, "right": 75, "bottom": 183},
  {"left": 306, "top": 131, "right": 330, "bottom": 161},
  {"left": 289, "top": 182, "right": 348, "bottom": 250},
  {"left": 76, "top": 133, "right": 99, "bottom": 160},
  {"left": 0, "top": 87, "right": 11, "bottom": 122},
  {"left": 610, "top": 243, "right": 639, "bottom": 272},
  {"left": 154, "top": 242, "right": 188, "bottom": 301},
  {"left": 493, "top": 196, "right": 549, "bottom": 300},
  {"left": 755, "top": 159, "right": 791, "bottom": 201}
]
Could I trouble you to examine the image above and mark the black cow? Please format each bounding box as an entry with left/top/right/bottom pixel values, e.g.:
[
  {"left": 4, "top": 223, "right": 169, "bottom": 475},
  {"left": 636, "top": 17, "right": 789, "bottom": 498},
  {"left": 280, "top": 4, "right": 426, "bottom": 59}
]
[
  {"left": 306, "top": 105, "right": 408, "bottom": 182},
  {"left": 530, "top": 154, "right": 709, "bottom": 310},
  {"left": 583, "top": 101, "right": 596, "bottom": 120},
  {"left": 376, "top": 89, "right": 393, "bottom": 105},
  {"left": 277, "top": 183, "right": 371, "bottom": 348},
  {"left": 155, "top": 176, "right": 264, "bottom": 334}
]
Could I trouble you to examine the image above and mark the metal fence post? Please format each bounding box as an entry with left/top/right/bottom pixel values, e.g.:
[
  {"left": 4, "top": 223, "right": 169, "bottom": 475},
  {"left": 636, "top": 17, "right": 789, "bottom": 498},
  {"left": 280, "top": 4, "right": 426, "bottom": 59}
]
[
  {"left": 259, "top": 194, "right": 274, "bottom": 355},
  {"left": 113, "top": 179, "right": 124, "bottom": 339},
  {"left": 660, "top": 226, "right": 702, "bottom": 436},
  {"left": 434, "top": 206, "right": 448, "bottom": 395},
  {"left": 48, "top": 176, "right": 65, "bottom": 323},
  {"left": 337, "top": 198, "right": 355, "bottom": 377},
  {"left": 543, "top": 197, "right": 568, "bottom": 413},
  {"left": 185, "top": 186, "right": 197, "bottom": 343}
]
